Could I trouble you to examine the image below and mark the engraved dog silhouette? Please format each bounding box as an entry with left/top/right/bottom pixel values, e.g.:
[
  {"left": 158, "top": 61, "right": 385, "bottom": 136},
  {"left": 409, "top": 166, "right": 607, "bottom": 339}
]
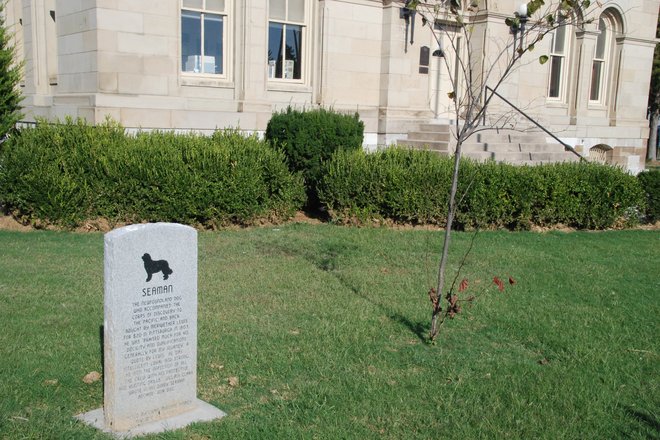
[{"left": 141, "top": 253, "right": 173, "bottom": 282}]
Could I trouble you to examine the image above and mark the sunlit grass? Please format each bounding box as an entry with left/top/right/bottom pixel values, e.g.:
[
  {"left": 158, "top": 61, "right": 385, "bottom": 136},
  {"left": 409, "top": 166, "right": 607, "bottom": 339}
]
[{"left": 0, "top": 226, "right": 657, "bottom": 439}]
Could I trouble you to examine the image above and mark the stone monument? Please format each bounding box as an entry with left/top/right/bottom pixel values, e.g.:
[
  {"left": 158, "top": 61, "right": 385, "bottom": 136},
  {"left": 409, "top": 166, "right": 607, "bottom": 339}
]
[{"left": 76, "top": 223, "right": 225, "bottom": 437}]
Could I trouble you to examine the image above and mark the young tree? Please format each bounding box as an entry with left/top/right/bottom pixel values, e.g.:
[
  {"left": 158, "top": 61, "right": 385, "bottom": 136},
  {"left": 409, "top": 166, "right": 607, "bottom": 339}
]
[
  {"left": 0, "top": 1, "right": 23, "bottom": 142},
  {"left": 647, "top": 14, "right": 660, "bottom": 162},
  {"left": 400, "top": 0, "right": 593, "bottom": 341}
]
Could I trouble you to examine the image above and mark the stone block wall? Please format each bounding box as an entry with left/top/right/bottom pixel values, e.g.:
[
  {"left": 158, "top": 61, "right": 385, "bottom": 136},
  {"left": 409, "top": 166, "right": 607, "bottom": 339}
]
[{"left": 3, "top": 0, "right": 658, "bottom": 159}]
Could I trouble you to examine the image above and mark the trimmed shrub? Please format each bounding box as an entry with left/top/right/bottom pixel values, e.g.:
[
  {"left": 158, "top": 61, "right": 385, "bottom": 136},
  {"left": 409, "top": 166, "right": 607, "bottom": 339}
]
[
  {"left": 461, "top": 161, "right": 646, "bottom": 229},
  {"left": 265, "top": 107, "right": 364, "bottom": 205},
  {"left": 319, "top": 148, "right": 452, "bottom": 224},
  {"left": 453, "top": 160, "right": 543, "bottom": 230},
  {"left": 637, "top": 169, "right": 660, "bottom": 222},
  {"left": 0, "top": 118, "right": 124, "bottom": 225},
  {"left": 0, "top": 119, "right": 305, "bottom": 228},
  {"left": 319, "top": 148, "right": 646, "bottom": 229}
]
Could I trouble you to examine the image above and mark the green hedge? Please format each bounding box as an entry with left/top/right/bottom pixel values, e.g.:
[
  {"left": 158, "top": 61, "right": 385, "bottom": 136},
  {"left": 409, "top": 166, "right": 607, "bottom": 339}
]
[
  {"left": 637, "top": 169, "right": 660, "bottom": 222},
  {"left": 265, "top": 107, "right": 364, "bottom": 205},
  {"left": 318, "top": 148, "right": 452, "bottom": 223},
  {"left": 0, "top": 119, "right": 305, "bottom": 228},
  {"left": 318, "top": 148, "right": 646, "bottom": 229}
]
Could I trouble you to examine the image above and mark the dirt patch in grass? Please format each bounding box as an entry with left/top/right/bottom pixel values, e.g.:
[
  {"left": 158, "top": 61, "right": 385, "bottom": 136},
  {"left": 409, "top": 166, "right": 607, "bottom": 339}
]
[
  {"left": 291, "top": 211, "right": 324, "bottom": 225},
  {"left": 636, "top": 220, "right": 660, "bottom": 230},
  {"left": 0, "top": 215, "right": 32, "bottom": 232},
  {"left": 530, "top": 223, "right": 577, "bottom": 233},
  {"left": 1, "top": 212, "right": 658, "bottom": 232},
  {"left": 74, "top": 218, "right": 123, "bottom": 233}
]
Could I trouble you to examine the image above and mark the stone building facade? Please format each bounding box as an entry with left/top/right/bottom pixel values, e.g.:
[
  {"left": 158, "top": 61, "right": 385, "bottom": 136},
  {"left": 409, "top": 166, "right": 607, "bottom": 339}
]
[{"left": 3, "top": 0, "right": 659, "bottom": 170}]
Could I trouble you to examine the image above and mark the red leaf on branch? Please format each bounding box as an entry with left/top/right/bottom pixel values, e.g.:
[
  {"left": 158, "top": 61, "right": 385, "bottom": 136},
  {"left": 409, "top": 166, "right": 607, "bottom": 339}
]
[
  {"left": 459, "top": 278, "right": 469, "bottom": 292},
  {"left": 493, "top": 276, "right": 504, "bottom": 292},
  {"left": 428, "top": 287, "right": 440, "bottom": 311},
  {"left": 509, "top": 276, "right": 516, "bottom": 285}
]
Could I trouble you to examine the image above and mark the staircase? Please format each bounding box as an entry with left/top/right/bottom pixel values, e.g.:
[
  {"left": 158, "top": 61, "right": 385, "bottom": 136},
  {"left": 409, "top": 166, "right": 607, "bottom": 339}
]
[{"left": 398, "top": 123, "right": 580, "bottom": 165}]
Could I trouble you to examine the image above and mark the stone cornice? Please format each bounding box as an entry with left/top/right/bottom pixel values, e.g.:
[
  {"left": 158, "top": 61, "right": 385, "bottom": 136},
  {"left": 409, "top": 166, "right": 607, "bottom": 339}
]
[{"left": 615, "top": 35, "right": 659, "bottom": 47}]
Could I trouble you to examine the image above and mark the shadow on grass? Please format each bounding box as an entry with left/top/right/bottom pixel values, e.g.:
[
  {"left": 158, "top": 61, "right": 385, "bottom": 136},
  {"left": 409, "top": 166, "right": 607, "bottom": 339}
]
[
  {"left": 99, "top": 325, "right": 105, "bottom": 394},
  {"left": 625, "top": 407, "right": 660, "bottom": 434},
  {"left": 257, "top": 239, "right": 432, "bottom": 344},
  {"left": 388, "top": 313, "right": 429, "bottom": 343},
  {"left": 333, "top": 271, "right": 431, "bottom": 344},
  {"left": 301, "top": 206, "right": 331, "bottom": 223}
]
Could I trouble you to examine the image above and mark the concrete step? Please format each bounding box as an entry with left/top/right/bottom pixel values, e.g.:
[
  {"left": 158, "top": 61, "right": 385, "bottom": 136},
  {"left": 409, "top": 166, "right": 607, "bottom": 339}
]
[
  {"left": 400, "top": 124, "right": 580, "bottom": 166},
  {"left": 529, "top": 152, "right": 580, "bottom": 162},
  {"left": 418, "top": 123, "right": 452, "bottom": 133},
  {"left": 460, "top": 142, "right": 562, "bottom": 153},
  {"left": 472, "top": 132, "right": 548, "bottom": 144},
  {"left": 407, "top": 131, "right": 452, "bottom": 142},
  {"left": 398, "top": 140, "right": 451, "bottom": 152},
  {"left": 510, "top": 157, "right": 580, "bottom": 165},
  {"left": 461, "top": 151, "right": 535, "bottom": 162},
  {"left": 463, "top": 151, "right": 580, "bottom": 164}
]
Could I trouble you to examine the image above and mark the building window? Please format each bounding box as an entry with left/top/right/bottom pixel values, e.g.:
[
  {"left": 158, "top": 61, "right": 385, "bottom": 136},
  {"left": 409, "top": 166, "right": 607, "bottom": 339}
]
[
  {"left": 548, "top": 21, "right": 568, "bottom": 99},
  {"left": 181, "top": 0, "right": 225, "bottom": 75},
  {"left": 268, "top": 0, "right": 305, "bottom": 81},
  {"left": 419, "top": 46, "right": 430, "bottom": 74},
  {"left": 589, "top": 17, "right": 609, "bottom": 102}
]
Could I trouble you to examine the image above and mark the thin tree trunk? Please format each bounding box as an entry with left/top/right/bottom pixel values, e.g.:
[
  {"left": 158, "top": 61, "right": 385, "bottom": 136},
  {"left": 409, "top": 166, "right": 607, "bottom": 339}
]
[{"left": 429, "top": 138, "right": 463, "bottom": 340}]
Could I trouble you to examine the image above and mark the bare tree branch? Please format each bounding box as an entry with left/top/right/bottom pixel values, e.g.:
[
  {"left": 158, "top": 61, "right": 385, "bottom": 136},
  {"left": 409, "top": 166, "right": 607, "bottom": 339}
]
[{"left": 395, "top": 0, "right": 597, "bottom": 341}]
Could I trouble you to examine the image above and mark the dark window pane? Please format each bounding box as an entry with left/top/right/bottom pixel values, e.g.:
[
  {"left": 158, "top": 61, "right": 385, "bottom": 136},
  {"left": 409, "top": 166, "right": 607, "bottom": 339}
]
[
  {"left": 204, "top": 13, "right": 223, "bottom": 74},
  {"left": 268, "top": 22, "right": 284, "bottom": 78},
  {"left": 548, "top": 56, "right": 562, "bottom": 98},
  {"left": 590, "top": 61, "right": 603, "bottom": 101},
  {"left": 420, "top": 46, "right": 430, "bottom": 67},
  {"left": 285, "top": 24, "right": 302, "bottom": 79},
  {"left": 182, "top": 11, "right": 201, "bottom": 72}
]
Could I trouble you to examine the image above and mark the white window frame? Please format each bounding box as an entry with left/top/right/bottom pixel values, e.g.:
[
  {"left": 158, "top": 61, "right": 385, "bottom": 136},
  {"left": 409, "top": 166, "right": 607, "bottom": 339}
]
[
  {"left": 547, "top": 21, "right": 570, "bottom": 102},
  {"left": 180, "top": 0, "right": 229, "bottom": 80},
  {"left": 267, "top": 0, "right": 307, "bottom": 84},
  {"left": 589, "top": 17, "right": 610, "bottom": 105}
]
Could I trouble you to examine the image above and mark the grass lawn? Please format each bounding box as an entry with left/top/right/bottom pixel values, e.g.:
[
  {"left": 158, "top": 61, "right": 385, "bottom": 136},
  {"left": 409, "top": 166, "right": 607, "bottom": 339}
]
[{"left": 0, "top": 225, "right": 658, "bottom": 439}]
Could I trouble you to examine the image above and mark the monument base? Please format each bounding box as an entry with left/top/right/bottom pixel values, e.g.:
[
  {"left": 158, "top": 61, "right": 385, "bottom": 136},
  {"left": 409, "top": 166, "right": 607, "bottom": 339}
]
[{"left": 75, "top": 399, "right": 226, "bottom": 439}]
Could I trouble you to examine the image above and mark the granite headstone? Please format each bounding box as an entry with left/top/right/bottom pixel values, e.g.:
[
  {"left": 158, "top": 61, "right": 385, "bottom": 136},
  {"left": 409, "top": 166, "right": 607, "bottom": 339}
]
[{"left": 76, "top": 223, "right": 225, "bottom": 437}]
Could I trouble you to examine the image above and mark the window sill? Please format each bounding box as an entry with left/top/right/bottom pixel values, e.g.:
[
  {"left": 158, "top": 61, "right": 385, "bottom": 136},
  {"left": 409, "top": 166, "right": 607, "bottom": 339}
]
[
  {"left": 267, "top": 81, "right": 312, "bottom": 93},
  {"left": 544, "top": 100, "right": 568, "bottom": 108},
  {"left": 587, "top": 102, "right": 607, "bottom": 110},
  {"left": 180, "top": 74, "right": 234, "bottom": 88}
]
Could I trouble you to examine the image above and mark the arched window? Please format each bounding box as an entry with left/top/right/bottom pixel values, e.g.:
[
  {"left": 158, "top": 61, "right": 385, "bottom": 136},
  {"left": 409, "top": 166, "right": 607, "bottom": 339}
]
[
  {"left": 589, "top": 18, "right": 609, "bottom": 102},
  {"left": 548, "top": 19, "right": 570, "bottom": 100},
  {"left": 589, "top": 144, "right": 613, "bottom": 164},
  {"left": 589, "top": 9, "right": 623, "bottom": 104}
]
